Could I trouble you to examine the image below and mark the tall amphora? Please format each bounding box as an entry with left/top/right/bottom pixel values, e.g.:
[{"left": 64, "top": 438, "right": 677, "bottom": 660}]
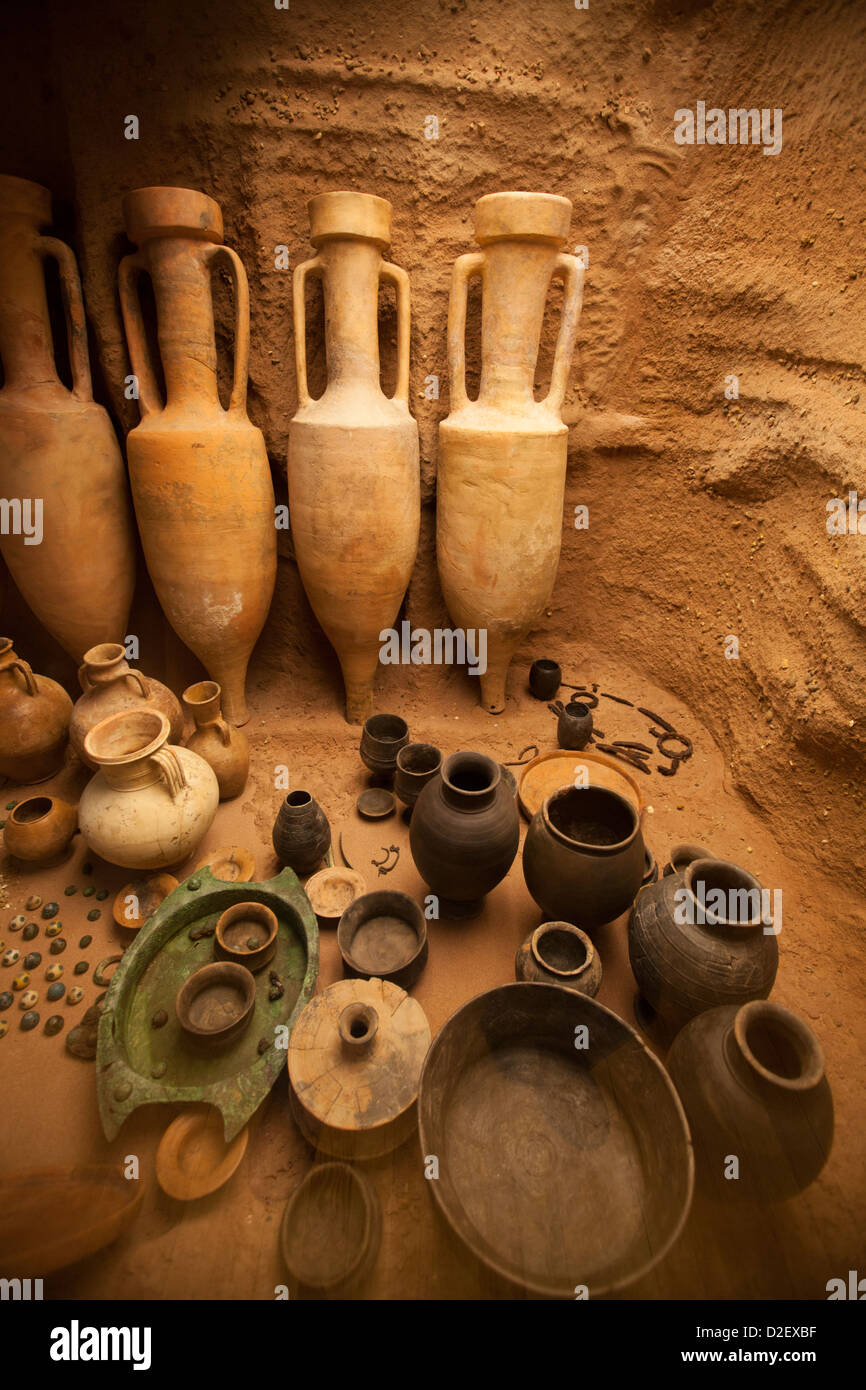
[
  {"left": 118, "top": 187, "right": 277, "bottom": 726},
  {"left": 0, "top": 176, "right": 135, "bottom": 658},
  {"left": 437, "top": 192, "right": 584, "bottom": 714},
  {"left": 288, "top": 192, "right": 420, "bottom": 724}
]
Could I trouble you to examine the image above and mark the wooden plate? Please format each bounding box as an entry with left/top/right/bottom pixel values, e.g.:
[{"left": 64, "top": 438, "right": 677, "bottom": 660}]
[
  {"left": 195, "top": 845, "right": 256, "bottom": 882},
  {"left": 113, "top": 874, "right": 178, "bottom": 929},
  {"left": 280, "top": 1162, "right": 381, "bottom": 1291},
  {"left": 156, "top": 1110, "right": 249, "bottom": 1201},
  {"left": 0, "top": 1165, "right": 144, "bottom": 1276},
  {"left": 517, "top": 749, "right": 643, "bottom": 822},
  {"left": 418, "top": 984, "right": 693, "bottom": 1299}
]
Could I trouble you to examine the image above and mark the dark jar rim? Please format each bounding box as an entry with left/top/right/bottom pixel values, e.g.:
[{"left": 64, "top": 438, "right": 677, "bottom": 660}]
[
  {"left": 540, "top": 784, "right": 639, "bottom": 856},
  {"left": 729, "top": 1000, "right": 825, "bottom": 1092}
]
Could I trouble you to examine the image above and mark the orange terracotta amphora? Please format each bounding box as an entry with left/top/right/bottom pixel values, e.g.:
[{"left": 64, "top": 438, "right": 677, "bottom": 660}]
[
  {"left": 437, "top": 192, "right": 584, "bottom": 714},
  {"left": 0, "top": 176, "right": 135, "bottom": 658},
  {"left": 118, "top": 187, "right": 277, "bottom": 727},
  {"left": 288, "top": 192, "right": 420, "bottom": 724}
]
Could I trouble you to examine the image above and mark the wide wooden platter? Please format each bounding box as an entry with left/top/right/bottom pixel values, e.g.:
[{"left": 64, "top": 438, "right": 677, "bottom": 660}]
[{"left": 97, "top": 867, "right": 319, "bottom": 1142}]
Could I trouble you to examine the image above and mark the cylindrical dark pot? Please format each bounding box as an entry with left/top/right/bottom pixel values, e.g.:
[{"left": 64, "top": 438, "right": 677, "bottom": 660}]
[
  {"left": 359, "top": 713, "right": 409, "bottom": 782},
  {"left": 528, "top": 658, "right": 561, "bottom": 701},
  {"left": 515, "top": 921, "right": 602, "bottom": 997},
  {"left": 522, "top": 784, "right": 644, "bottom": 932},
  {"left": 394, "top": 742, "right": 442, "bottom": 812},
  {"left": 337, "top": 889, "right": 428, "bottom": 990},
  {"left": 628, "top": 858, "right": 779, "bottom": 1031},
  {"left": 662, "top": 842, "right": 712, "bottom": 877},
  {"left": 667, "top": 1000, "right": 833, "bottom": 1202},
  {"left": 272, "top": 789, "right": 331, "bottom": 875},
  {"left": 409, "top": 750, "right": 519, "bottom": 914},
  {"left": 557, "top": 700, "right": 593, "bottom": 750}
]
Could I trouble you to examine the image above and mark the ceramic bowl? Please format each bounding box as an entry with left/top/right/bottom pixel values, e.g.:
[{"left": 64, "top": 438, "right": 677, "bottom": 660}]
[
  {"left": 337, "top": 890, "right": 427, "bottom": 990},
  {"left": 305, "top": 867, "right": 368, "bottom": 927},
  {"left": 280, "top": 1162, "right": 381, "bottom": 1292},
  {"left": 176, "top": 962, "right": 256, "bottom": 1052},
  {"left": 214, "top": 902, "right": 278, "bottom": 972}
]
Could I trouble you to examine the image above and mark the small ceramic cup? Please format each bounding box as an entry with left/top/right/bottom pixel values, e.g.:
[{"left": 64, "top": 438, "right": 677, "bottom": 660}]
[{"left": 529, "top": 659, "right": 562, "bottom": 701}]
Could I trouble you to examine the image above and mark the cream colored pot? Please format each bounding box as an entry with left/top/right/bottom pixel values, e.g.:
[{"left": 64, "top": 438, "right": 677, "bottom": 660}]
[
  {"left": 288, "top": 191, "right": 420, "bottom": 724},
  {"left": 437, "top": 192, "right": 584, "bottom": 714},
  {"left": 78, "top": 708, "right": 219, "bottom": 870}
]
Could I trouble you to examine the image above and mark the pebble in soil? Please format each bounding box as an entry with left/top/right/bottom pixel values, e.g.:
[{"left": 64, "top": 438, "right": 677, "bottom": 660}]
[
  {"left": 25, "top": 895, "right": 42, "bottom": 911},
  {"left": 95, "top": 890, "right": 109, "bottom": 901},
  {"left": 19, "top": 990, "right": 38, "bottom": 1010},
  {"left": 41, "top": 903, "right": 59, "bottom": 920},
  {"left": 80, "top": 935, "right": 92, "bottom": 948},
  {"left": 8, "top": 915, "right": 26, "bottom": 932},
  {"left": 82, "top": 886, "right": 95, "bottom": 898},
  {"left": 49, "top": 938, "right": 67, "bottom": 955},
  {"left": 66, "top": 987, "right": 84, "bottom": 1006},
  {"left": 0, "top": 1019, "right": 7, "bottom": 1038},
  {"left": 82, "top": 862, "right": 93, "bottom": 874},
  {"left": 0, "top": 991, "right": 13, "bottom": 1010},
  {"left": 3, "top": 948, "right": 20, "bottom": 967},
  {"left": 45, "top": 963, "right": 63, "bottom": 981},
  {"left": 151, "top": 1009, "right": 168, "bottom": 1029},
  {"left": 44, "top": 1015, "right": 64, "bottom": 1036},
  {"left": 12, "top": 973, "right": 30, "bottom": 990},
  {"left": 22, "top": 923, "right": 39, "bottom": 942},
  {"left": 64, "top": 885, "right": 77, "bottom": 897},
  {"left": 87, "top": 909, "right": 101, "bottom": 922},
  {"left": 23, "top": 952, "right": 41, "bottom": 970},
  {"left": 47, "top": 982, "right": 65, "bottom": 1001},
  {"left": 73, "top": 961, "right": 89, "bottom": 976},
  {"left": 20, "top": 1011, "right": 39, "bottom": 1031},
  {"left": 45, "top": 922, "right": 63, "bottom": 938}
]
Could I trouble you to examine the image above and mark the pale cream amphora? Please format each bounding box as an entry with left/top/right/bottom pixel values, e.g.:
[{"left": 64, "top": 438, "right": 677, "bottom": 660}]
[
  {"left": 118, "top": 186, "right": 277, "bottom": 726},
  {"left": 288, "top": 191, "right": 420, "bottom": 724},
  {"left": 437, "top": 192, "right": 585, "bottom": 714},
  {"left": 78, "top": 707, "right": 219, "bottom": 871},
  {"left": 0, "top": 175, "right": 135, "bottom": 658}
]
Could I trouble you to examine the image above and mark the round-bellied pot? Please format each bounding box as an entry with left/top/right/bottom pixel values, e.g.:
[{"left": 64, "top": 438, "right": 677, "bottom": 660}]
[
  {"left": 215, "top": 901, "right": 278, "bottom": 972},
  {"left": 176, "top": 961, "right": 256, "bottom": 1053},
  {"left": 514, "top": 921, "right": 601, "bottom": 997},
  {"left": 528, "top": 659, "right": 561, "bottom": 701},
  {"left": 272, "top": 790, "right": 331, "bottom": 875},
  {"left": 359, "top": 713, "right": 409, "bottom": 782},
  {"left": 522, "top": 785, "right": 645, "bottom": 932},
  {"left": 78, "top": 708, "right": 219, "bottom": 870},
  {"left": 337, "top": 889, "right": 428, "bottom": 990},
  {"left": 394, "top": 742, "right": 442, "bottom": 814},
  {"left": 667, "top": 1000, "right": 833, "bottom": 1202},
  {"left": 628, "top": 858, "right": 779, "bottom": 1032},
  {"left": 70, "top": 643, "right": 183, "bottom": 768},
  {"left": 0, "top": 637, "right": 72, "bottom": 783},
  {"left": 662, "top": 842, "right": 711, "bottom": 877},
  {"left": 182, "top": 680, "right": 249, "bottom": 800},
  {"left": 3, "top": 795, "right": 77, "bottom": 864},
  {"left": 557, "top": 699, "right": 593, "bottom": 750},
  {"left": 409, "top": 751, "right": 519, "bottom": 916}
]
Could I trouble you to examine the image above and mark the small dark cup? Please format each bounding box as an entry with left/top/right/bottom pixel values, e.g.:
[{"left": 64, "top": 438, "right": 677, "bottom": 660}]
[
  {"left": 557, "top": 700, "right": 593, "bottom": 750},
  {"left": 359, "top": 713, "right": 410, "bottom": 782},
  {"left": 395, "top": 742, "right": 442, "bottom": 812},
  {"left": 529, "top": 659, "right": 562, "bottom": 701}
]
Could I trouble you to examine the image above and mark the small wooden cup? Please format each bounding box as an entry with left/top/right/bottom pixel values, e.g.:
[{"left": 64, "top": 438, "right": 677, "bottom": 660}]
[{"left": 214, "top": 902, "right": 278, "bottom": 973}]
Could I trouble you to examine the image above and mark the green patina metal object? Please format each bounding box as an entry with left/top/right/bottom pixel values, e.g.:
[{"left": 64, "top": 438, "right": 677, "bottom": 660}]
[{"left": 96, "top": 866, "right": 319, "bottom": 1142}]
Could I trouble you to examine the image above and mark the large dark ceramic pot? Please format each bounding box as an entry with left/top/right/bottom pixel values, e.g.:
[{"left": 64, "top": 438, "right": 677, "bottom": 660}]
[
  {"left": 628, "top": 858, "right": 778, "bottom": 1032},
  {"left": 272, "top": 790, "right": 331, "bottom": 875},
  {"left": 409, "top": 751, "right": 519, "bottom": 915},
  {"left": 522, "top": 785, "right": 644, "bottom": 932},
  {"left": 667, "top": 1000, "right": 833, "bottom": 1202}
]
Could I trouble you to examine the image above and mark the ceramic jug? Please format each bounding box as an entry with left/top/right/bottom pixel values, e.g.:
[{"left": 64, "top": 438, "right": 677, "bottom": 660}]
[
  {"left": 0, "top": 176, "right": 135, "bottom": 658},
  {"left": 69, "top": 642, "right": 184, "bottom": 768},
  {"left": 0, "top": 636, "right": 72, "bottom": 782},
  {"left": 78, "top": 707, "right": 219, "bottom": 870},
  {"left": 118, "top": 186, "right": 277, "bottom": 726},
  {"left": 288, "top": 192, "right": 420, "bottom": 724},
  {"left": 182, "top": 678, "right": 249, "bottom": 799},
  {"left": 437, "top": 192, "right": 584, "bottom": 714}
]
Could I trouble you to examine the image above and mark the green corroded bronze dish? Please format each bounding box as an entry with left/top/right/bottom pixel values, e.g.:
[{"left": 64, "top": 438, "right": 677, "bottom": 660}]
[{"left": 96, "top": 867, "right": 319, "bottom": 1142}]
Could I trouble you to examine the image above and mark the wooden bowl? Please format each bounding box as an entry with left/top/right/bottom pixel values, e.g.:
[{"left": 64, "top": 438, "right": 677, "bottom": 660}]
[
  {"left": 195, "top": 845, "right": 256, "bottom": 882},
  {"left": 280, "top": 1163, "right": 381, "bottom": 1292},
  {"left": 176, "top": 962, "right": 256, "bottom": 1052},
  {"left": 214, "top": 901, "right": 278, "bottom": 972},
  {"left": 305, "top": 866, "right": 367, "bottom": 927},
  {"left": 356, "top": 787, "right": 396, "bottom": 819},
  {"left": 337, "top": 890, "right": 427, "bottom": 990},
  {"left": 418, "top": 983, "right": 693, "bottom": 1298},
  {"left": 156, "top": 1110, "right": 249, "bottom": 1201},
  {"left": 113, "top": 874, "right": 178, "bottom": 929},
  {"left": 0, "top": 1165, "right": 144, "bottom": 1276}
]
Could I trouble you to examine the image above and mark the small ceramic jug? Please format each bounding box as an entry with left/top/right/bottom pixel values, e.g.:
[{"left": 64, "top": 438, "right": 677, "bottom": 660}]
[
  {"left": 528, "top": 659, "right": 561, "bottom": 701},
  {"left": 78, "top": 708, "right": 219, "bottom": 870},
  {"left": 556, "top": 699, "right": 593, "bottom": 750},
  {"left": 70, "top": 642, "right": 184, "bottom": 768},
  {"left": 182, "top": 680, "right": 249, "bottom": 800},
  {"left": 0, "top": 636, "right": 72, "bottom": 782}
]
